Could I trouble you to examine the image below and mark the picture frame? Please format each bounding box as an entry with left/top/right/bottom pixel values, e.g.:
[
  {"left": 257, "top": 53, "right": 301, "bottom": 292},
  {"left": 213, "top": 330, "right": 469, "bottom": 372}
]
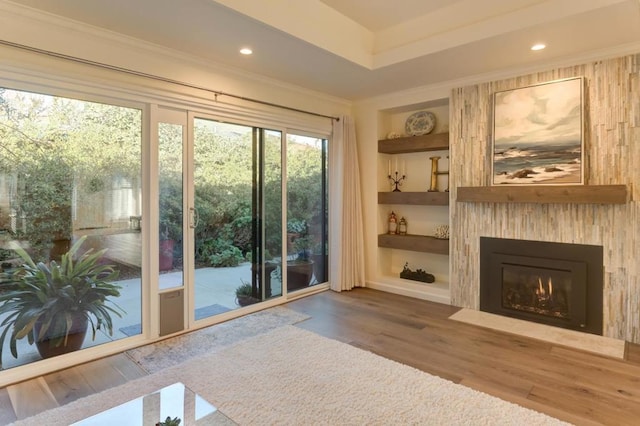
[{"left": 491, "top": 77, "right": 584, "bottom": 185}]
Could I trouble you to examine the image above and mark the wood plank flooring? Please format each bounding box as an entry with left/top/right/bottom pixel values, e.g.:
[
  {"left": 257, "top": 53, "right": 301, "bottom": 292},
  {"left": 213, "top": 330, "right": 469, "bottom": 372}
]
[{"left": 1, "top": 288, "right": 640, "bottom": 424}]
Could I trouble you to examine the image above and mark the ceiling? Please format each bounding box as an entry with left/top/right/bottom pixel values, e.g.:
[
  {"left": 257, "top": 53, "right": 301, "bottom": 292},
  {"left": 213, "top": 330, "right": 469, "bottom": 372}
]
[{"left": 7, "top": 0, "right": 640, "bottom": 100}]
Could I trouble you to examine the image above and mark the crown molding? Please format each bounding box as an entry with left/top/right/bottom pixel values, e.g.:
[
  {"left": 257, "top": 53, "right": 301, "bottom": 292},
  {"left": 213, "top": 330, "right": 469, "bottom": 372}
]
[{"left": 357, "top": 41, "right": 640, "bottom": 109}]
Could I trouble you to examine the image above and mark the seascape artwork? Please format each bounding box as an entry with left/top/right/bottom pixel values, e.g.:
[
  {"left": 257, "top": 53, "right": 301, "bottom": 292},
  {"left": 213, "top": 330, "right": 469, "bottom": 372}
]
[{"left": 492, "top": 77, "right": 584, "bottom": 185}]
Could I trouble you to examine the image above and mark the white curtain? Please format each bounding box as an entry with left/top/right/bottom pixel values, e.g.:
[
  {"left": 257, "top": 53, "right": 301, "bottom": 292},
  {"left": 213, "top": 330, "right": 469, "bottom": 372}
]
[{"left": 329, "top": 115, "right": 365, "bottom": 291}]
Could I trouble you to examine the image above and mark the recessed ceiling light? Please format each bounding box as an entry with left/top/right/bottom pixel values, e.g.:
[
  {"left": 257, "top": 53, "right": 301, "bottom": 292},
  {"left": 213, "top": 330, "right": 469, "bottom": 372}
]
[
  {"left": 531, "top": 43, "right": 546, "bottom": 51},
  {"left": 240, "top": 47, "right": 253, "bottom": 55}
]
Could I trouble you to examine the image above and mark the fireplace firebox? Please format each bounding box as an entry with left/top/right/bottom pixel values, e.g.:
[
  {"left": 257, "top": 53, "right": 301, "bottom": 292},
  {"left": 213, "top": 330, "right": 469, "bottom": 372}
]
[{"left": 480, "top": 237, "right": 603, "bottom": 335}]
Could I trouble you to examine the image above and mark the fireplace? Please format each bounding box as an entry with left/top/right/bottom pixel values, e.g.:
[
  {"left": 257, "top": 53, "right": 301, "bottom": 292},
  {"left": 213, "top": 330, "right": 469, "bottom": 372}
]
[{"left": 480, "top": 237, "right": 603, "bottom": 335}]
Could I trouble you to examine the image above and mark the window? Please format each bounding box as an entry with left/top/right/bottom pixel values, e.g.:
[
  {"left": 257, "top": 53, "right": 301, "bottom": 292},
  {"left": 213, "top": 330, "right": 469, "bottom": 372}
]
[{"left": 0, "top": 87, "right": 143, "bottom": 369}]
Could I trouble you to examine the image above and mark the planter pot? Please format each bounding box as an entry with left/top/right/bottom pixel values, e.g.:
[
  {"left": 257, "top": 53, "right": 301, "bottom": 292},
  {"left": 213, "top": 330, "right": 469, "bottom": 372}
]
[
  {"left": 159, "top": 239, "right": 175, "bottom": 271},
  {"left": 50, "top": 238, "right": 72, "bottom": 262},
  {"left": 34, "top": 313, "right": 88, "bottom": 359},
  {"left": 236, "top": 295, "right": 259, "bottom": 307},
  {"left": 287, "top": 260, "right": 314, "bottom": 291}
]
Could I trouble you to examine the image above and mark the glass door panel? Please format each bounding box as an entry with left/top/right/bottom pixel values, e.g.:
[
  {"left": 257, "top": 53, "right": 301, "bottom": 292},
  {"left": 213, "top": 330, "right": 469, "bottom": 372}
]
[
  {"left": 191, "top": 118, "right": 282, "bottom": 319},
  {"left": 262, "top": 130, "right": 283, "bottom": 298},
  {"left": 158, "top": 122, "right": 184, "bottom": 290},
  {"left": 286, "top": 134, "right": 328, "bottom": 291}
]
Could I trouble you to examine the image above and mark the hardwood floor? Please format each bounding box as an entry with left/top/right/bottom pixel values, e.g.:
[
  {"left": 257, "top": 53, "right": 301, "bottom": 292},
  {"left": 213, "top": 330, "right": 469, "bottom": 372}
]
[
  {"left": 287, "top": 289, "right": 640, "bottom": 425},
  {"left": 2, "top": 288, "right": 640, "bottom": 424}
]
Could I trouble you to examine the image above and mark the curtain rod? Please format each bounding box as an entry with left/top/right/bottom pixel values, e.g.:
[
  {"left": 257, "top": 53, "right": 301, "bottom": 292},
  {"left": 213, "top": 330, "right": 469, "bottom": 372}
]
[{"left": 0, "top": 39, "right": 340, "bottom": 122}]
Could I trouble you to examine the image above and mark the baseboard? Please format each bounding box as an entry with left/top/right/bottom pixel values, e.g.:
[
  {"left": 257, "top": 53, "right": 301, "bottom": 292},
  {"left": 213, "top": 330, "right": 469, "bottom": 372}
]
[{"left": 366, "top": 279, "right": 451, "bottom": 304}]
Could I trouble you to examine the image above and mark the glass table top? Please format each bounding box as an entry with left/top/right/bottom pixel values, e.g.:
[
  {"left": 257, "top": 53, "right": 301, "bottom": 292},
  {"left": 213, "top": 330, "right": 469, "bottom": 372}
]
[{"left": 71, "top": 382, "right": 235, "bottom": 425}]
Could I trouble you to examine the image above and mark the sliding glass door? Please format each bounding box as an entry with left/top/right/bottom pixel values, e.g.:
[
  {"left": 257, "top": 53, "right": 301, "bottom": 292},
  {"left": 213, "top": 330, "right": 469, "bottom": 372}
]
[
  {"left": 157, "top": 114, "right": 329, "bottom": 327},
  {"left": 0, "top": 87, "right": 329, "bottom": 375},
  {"left": 191, "top": 117, "right": 282, "bottom": 320}
]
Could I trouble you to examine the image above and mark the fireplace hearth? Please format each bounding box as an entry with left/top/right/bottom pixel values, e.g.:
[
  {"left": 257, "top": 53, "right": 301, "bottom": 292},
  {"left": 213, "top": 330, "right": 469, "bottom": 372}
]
[{"left": 480, "top": 237, "right": 603, "bottom": 335}]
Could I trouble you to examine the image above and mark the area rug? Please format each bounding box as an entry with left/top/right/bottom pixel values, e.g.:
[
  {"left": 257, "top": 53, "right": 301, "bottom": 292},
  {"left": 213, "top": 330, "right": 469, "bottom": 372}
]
[
  {"left": 126, "top": 306, "right": 310, "bottom": 373},
  {"left": 16, "top": 326, "right": 569, "bottom": 425}
]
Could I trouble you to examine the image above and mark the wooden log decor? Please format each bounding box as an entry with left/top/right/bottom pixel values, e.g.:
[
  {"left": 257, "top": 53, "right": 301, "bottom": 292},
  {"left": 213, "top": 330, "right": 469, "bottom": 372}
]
[{"left": 400, "top": 262, "right": 435, "bottom": 283}]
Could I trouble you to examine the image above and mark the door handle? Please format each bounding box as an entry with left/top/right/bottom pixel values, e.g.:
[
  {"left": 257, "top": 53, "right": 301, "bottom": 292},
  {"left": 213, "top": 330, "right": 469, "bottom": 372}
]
[{"left": 189, "top": 207, "right": 199, "bottom": 229}]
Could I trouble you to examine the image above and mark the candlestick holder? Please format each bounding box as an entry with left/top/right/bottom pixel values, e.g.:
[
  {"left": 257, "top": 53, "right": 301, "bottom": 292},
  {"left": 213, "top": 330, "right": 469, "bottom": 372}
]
[{"left": 388, "top": 171, "right": 406, "bottom": 192}]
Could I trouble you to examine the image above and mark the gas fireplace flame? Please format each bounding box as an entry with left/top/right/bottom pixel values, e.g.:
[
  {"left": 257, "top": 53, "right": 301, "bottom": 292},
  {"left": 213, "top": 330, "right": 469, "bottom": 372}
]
[
  {"left": 501, "top": 272, "right": 569, "bottom": 320},
  {"left": 537, "top": 277, "right": 553, "bottom": 302}
]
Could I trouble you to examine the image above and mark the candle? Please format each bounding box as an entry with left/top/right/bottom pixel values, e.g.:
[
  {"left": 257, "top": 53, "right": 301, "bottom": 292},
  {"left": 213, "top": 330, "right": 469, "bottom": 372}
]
[
  {"left": 395, "top": 158, "right": 398, "bottom": 173},
  {"left": 388, "top": 159, "right": 391, "bottom": 175},
  {"left": 403, "top": 160, "right": 406, "bottom": 176}
]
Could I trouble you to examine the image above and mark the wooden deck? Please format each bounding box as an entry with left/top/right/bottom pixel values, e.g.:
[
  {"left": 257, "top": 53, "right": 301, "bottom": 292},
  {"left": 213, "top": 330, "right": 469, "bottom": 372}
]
[{"left": 83, "top": 231, "right": 142, "bottom": 269}]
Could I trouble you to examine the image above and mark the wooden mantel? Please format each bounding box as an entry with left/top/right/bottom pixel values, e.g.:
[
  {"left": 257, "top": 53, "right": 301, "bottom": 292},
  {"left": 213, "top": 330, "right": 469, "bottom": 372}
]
[{"left": 456, "top": 185, "right": 629, "bottom": 204}]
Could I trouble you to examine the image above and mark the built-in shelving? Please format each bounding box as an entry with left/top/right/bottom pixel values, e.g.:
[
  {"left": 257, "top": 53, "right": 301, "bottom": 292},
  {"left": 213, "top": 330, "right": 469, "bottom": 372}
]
[
  {"left": 378, "top": 132, "right": 449, "bottom": 154},
  {"left": 456, "top": 184, "right": 629, "bottom": 204},
  {"left": 378, "top": 132, "right": 450, "bottom": 255},
  {"left": 378, "top": 191, "right": 449, "bottom": 206},
  {"left": 375, "top": 109, "right": 450, "bottom": 303},
  {"left": 378, "top": 234, "right": 449, "bottom": 255}
]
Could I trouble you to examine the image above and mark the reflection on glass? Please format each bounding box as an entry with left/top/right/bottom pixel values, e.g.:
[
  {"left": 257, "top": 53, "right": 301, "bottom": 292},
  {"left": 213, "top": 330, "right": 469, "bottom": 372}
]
[
  {"left": 263, "top": 130, "right": 283, "bottom": 298},
  {"left": 72, "top": 382, "right": 228, "bottom": 425},
  {"left": 0, "top": 87, "right": 143, "bottom": 370},
  {"left": 158, "top": 123, "right": 184, "bottom": 290},
  {"left": 286, "top": 134, "right": 328, "bottom": 292}
]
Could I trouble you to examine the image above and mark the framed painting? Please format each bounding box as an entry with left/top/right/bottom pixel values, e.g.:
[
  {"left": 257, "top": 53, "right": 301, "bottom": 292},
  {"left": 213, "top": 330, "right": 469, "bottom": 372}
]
[{"left": 491, "top": 77, "right": 584, "bottom": 185}]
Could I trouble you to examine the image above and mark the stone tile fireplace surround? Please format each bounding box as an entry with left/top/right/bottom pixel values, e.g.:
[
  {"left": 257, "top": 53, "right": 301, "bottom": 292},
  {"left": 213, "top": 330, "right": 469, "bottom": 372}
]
[{"left": 449, "top": 54, "right": 640, "bottom": 343}]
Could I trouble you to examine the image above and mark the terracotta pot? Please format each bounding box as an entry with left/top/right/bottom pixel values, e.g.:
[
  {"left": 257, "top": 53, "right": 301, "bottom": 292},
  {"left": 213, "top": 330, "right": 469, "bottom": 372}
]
[
  {"left": 34, "top": 313, "right": 88, "bottom": 359},
  {"left": 159, "top": 239, "right": 175, "bottom": 271}
]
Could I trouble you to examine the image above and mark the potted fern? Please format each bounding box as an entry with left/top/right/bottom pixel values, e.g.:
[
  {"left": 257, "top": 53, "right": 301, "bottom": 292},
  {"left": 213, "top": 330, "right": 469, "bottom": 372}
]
[{"left": 0, "top": 236, "right": 125, "bottom": 363}]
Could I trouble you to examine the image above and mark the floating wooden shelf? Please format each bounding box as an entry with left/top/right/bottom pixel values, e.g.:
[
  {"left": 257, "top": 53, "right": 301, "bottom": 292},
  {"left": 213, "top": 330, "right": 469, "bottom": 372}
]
[
  {"left": 378, "top": 132, "right": 449, "bottom": 154},
  {"left": 456, "top": 185, "right": 629, "bottom": 204},
  {"left": 378, "top": 234, "right": 449, "bottom": 255},
  {"left": 378, "top": 191, "right": 449, "bottom": 206}
]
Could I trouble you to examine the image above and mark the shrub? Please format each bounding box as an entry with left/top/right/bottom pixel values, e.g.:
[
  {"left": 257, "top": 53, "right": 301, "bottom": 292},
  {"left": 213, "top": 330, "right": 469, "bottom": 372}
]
[
  {"left": 197, "top": 237, "right": 244, "bottom": 267},
  {"left": 209, "top": 245, "right": 244, "bottom": 267}
]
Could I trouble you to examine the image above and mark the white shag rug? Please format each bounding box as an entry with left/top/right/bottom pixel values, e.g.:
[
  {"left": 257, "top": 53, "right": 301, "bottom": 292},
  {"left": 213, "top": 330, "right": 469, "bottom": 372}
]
[{"left": 16, "top": 325, "right": 569, "bottom": 425}]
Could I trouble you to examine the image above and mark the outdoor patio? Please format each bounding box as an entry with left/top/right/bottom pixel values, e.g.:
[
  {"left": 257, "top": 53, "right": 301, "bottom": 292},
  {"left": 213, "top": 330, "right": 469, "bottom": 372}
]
[{"left": 0, "top": 262, "right": 271, "bottom": 370}]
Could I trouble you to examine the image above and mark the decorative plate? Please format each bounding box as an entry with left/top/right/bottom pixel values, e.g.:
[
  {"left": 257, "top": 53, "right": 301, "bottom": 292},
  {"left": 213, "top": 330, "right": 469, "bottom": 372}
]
[{"left": 405, "top": 111, "right": 436, "bottom": 136}]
